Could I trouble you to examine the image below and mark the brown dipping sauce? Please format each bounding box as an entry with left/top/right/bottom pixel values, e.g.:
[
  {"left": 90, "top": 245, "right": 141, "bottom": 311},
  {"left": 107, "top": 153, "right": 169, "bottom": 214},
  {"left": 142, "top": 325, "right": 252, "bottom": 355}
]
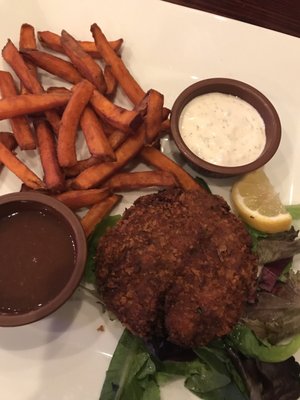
[{"left": 0, "top": 204, "right": 76, "bottom": 314}]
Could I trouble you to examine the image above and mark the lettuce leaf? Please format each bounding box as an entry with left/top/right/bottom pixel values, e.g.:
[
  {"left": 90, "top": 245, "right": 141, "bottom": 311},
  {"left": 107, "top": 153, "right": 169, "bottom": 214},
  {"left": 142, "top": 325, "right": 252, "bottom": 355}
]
[
  {"left": 99, "top": 329, "right": 158, "bottom": 400},
  {"left": 257, "top": 239, "right": 300, "bottom": 265},
  {"left": 243, "top": 271, "right": 300, "bottom": 344},
  {"left": 245, "top": 225, "right": 268, "bottom": 252},
  {"left": 101, "top": 330, "right": 248, "bottom": 400},
  {"left": 228, "top": 324, "right": 300, "bottom": 363},
  {"left": 258, "top": 258, "right": 293, "bottom": 292},
  {"left": 227, "top": 347, "right": 300, "bottom": 400},
  {"left": 286, "top": 204, "right": 300, "bottom": 220}
]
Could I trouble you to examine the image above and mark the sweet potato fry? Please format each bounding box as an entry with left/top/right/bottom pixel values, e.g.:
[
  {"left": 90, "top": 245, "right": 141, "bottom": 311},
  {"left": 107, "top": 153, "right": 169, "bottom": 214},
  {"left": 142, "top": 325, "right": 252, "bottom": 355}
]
[
  {"left": 19, "top": 23, "right": 37, "bottom": 49},
  {"left": 2, "top": 39, "right": 61, "bottom": 134},
  {"left": 24, "top": 37, "right": 61, "bottom": 133},
  {"left": 19, "top": 23, "right": 38, "bottom": 94},
  {"left": 64, "top": 156, "right": 101, "bottom": 178},
  {"left": 34, "top": 119, "right": 65, "bottom": 192},
  {"left": 19, "top": 183, "right": 49, "bottom": 194},
  {"left": 37, "top": 31, "right": 66, "bottom": 53},
  {"left": 22, "top": 49, "right": 82, "bottom": 84},
  {"left": 162, "top": 107, "right": 170, "bottom": 120},
  {"left": 2, "top": 39, "right": 41, "bottom": 93},
  {"left": 55, "top": 187, "right": 110, "bottom": 210},
  {"left": 0, "top": 70, "right": 36, "bottom": 149},
  {"left": 145, "top": 89, "right": 164, "bottom": 144},
  {"left": 72, "top": 124, "right": 146, "bottom": 189},
  {"left": 107, "top": 129, "right": 128, "bottom": 150},
  {"left": 81, "top": 194, "right": 122, "bottom": 237},
  {"left": 0, "top": 92, "right": 71, "bottom": 120},
  {"left": 79, "top": 38, "right": 123, "bottom": 57},
  {"left": 0, "top": 132, "right": 17, "bottom": 172},
  {"left": 80, "top": 106, "right": 115, "bottom": 161},
  {"left": 44, "top": 109, "right": 61, "bottom": 135},
  {"left": 91, "top": 23, "right": 145, "bottom": 105},
  {"left": 0, "top": 132, "right": 17, "bottom": 150},
  {"left": 0, "top": 141, "right": 44, "bottom": 189},
  {"left": 46, "top": 86, "right": 70, "bottom": 95},
  {"left": 60, "top": 30, "right": 106, "bottom": 93},
  {"left": 90, "top": 89, "right": 142, "bottom": 133},
  {"left": 133, "top": 92, "right": 149, "bottom": 117},
  {"left": 104, "top": 65, "right": 117, "bottom": 97},
  {"left": 64, "top": 128, "right": 127, "bottom": 178},
  {"left": 105, "top": 170, "right": 178, "bottom": 191},
  {"left": 160, "top": 118, "right": 171, "bottom": 134},
  {"left": 140, "top": 146, "right": 202, "bottom": 191},
  {"left": 38, "top": 30, "right": 123, "bottom": 57},
  {"left": 57, "top": 79, "right": 94, "bottom": 167}
]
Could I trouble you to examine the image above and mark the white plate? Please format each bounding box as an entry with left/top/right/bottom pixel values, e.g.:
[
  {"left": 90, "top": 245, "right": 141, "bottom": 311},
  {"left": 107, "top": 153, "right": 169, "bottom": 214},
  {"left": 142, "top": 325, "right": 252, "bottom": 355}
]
[{"left": 0, "top": 0, "right": 300, "bottom": 399}]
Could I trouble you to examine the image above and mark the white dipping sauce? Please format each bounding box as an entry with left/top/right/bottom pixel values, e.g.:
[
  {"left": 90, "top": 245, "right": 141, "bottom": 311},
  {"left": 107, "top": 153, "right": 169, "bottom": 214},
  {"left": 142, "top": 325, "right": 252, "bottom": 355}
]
[{"left": 179, "top": 92, "right": 266, "bottom": 167}]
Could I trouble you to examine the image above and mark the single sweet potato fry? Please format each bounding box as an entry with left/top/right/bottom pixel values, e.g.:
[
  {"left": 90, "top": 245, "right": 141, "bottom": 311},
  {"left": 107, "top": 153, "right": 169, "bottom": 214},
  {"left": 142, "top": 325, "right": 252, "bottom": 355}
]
[
  {"left": 64, "top": 156, "right": 101, "bottom": 178},
  {"left": 72, "top": 124, "right": 146, "bottom": 189},
  {"left": 19, "top": 23, "right": 37, "bottom": 49},
  {"left": 19, "top": 23, "right": 38, "bottom": 94},
  {"left": 80, "top": 106, "right": 115, "bottom": 161},
  {"left": 91, "top": 23, "right": 145, "bottom": 105},
  {"left": 81, "top": 194, "right": 122, "bottom": 237},
  {"left": 22, "top": 49, "right": 82, "bottom": 84},
  {"left": 55, "top": 187, "right": 110, "bottom": 210},
  {"left": 2, "top": 39, "right": 61, "bottom": 134},
  {"left": 2, "top": 39, "right": 41, "bottom": 93},
  {"left": 0, "top": 132, "right": 17, "bottom": 150},
  {"left": 57, "top": 79, "right": 94, "bottom": 167},
  {"left": 60, "top": 30, "right": 106, "bottom": 93},
  {"left": 0, "top": 70, "right": 36, "bottom": 149},
  {"left": 162, "top": 107, "right": 170, "bottom": 120},
  {"left": 44, "top": 109, "right": 61, "bottom": 135},
  {"left": 140, "top": 146, "right": 202, "bottom": 191},
  {"left": 46, "top": 86, "right": 71, "bottom": 95},
  {"left": 0, "top": 132, "right": 17, "bottom": 172},
  {"left": 105, "top": 170, "right": 178, "bottom": 191},
  {"left": 34, "top": 119, "right": 65, "bottom": 192},
  {"left": 38, "top": 30, "right": 123, "bottom": 57},
  {"left": 145, "top": 89, "right": 164, "bottom": 144},
  {"left": 160, "top": 118, "right": 171, "bottom": 134},
  {"left": 90, "top": 89, "right": 142, "bottom": 133},
  {"left": 0, "top": 92, "right": 71, "bottom": 120},
  {"left": 104, "top": 65, "right": 117, "bottom": 97},
  {"left": 0, "top": 141, "right": 44, "bottom": 189}
]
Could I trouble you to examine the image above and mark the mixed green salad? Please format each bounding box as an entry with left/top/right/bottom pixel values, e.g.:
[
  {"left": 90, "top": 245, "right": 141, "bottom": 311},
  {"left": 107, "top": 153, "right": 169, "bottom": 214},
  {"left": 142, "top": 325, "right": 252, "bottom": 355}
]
[{"left": 83, "top": 181, "right": 300, "bottom": 400}]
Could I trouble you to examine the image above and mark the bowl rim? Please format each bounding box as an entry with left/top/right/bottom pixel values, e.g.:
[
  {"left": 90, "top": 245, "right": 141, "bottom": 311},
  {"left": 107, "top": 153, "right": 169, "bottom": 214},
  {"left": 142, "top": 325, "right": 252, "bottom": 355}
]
[
  {"left": 0, "top": 191, "right": 87, "bottom": 326},
  {"left": 170, "top": 77, "right": 282, "bottom": 176}
]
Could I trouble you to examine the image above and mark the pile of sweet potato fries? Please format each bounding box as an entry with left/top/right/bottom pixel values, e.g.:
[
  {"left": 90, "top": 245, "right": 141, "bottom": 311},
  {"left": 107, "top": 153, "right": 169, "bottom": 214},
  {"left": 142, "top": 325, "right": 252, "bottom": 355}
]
[{"left": 0, "top": 23, "right": 200, "bottom": 236}]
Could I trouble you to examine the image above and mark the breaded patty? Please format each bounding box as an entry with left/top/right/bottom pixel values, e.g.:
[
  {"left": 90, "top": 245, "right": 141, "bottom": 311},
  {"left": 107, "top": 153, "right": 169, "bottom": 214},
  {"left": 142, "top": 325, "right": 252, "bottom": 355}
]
[{"left": 96, "top": 188, "right": 257, "bottom": 347}]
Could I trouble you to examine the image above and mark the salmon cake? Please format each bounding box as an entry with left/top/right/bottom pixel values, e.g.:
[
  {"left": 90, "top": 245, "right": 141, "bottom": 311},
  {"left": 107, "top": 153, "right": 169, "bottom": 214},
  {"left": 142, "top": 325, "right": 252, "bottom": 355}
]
[{"left": 96, "top": 188, "right": 257, "bottom": 347}]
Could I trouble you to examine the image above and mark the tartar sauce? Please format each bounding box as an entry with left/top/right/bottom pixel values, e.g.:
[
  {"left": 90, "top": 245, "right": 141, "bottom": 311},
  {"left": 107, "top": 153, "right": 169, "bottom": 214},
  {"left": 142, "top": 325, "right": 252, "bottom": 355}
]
[{"left": 179, "top": 92, "right": 266, "bottom": 167}]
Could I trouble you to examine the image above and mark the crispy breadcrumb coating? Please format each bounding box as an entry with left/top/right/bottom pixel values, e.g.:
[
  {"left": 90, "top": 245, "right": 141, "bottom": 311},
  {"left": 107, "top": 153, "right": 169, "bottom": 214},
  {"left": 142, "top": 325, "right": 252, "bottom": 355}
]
[{"left": 96, "top": 188, "right": 257, "bottom": 347}]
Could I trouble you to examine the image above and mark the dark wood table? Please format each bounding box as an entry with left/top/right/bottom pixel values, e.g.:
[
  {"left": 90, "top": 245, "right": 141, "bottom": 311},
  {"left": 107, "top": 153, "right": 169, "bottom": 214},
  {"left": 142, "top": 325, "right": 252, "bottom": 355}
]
[{"left": 163, "top": 0, "right": 300, "bottom": 37}]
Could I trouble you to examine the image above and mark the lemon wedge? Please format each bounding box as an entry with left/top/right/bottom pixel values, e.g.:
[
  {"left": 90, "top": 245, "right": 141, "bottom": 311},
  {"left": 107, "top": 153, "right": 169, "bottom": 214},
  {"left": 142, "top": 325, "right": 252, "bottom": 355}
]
[{"left": 231, "top": 169, "right": 292, "bottom": 233}]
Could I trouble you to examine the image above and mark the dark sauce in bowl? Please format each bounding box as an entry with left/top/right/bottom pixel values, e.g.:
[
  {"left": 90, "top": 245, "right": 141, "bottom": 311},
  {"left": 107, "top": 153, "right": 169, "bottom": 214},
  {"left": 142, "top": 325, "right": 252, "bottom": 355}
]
[
  {"left": 0, "top": 207, "right": 76, "bottom": 314},
  {"left": 0, "top": 192, "right": 87, "bottom": 326}
]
